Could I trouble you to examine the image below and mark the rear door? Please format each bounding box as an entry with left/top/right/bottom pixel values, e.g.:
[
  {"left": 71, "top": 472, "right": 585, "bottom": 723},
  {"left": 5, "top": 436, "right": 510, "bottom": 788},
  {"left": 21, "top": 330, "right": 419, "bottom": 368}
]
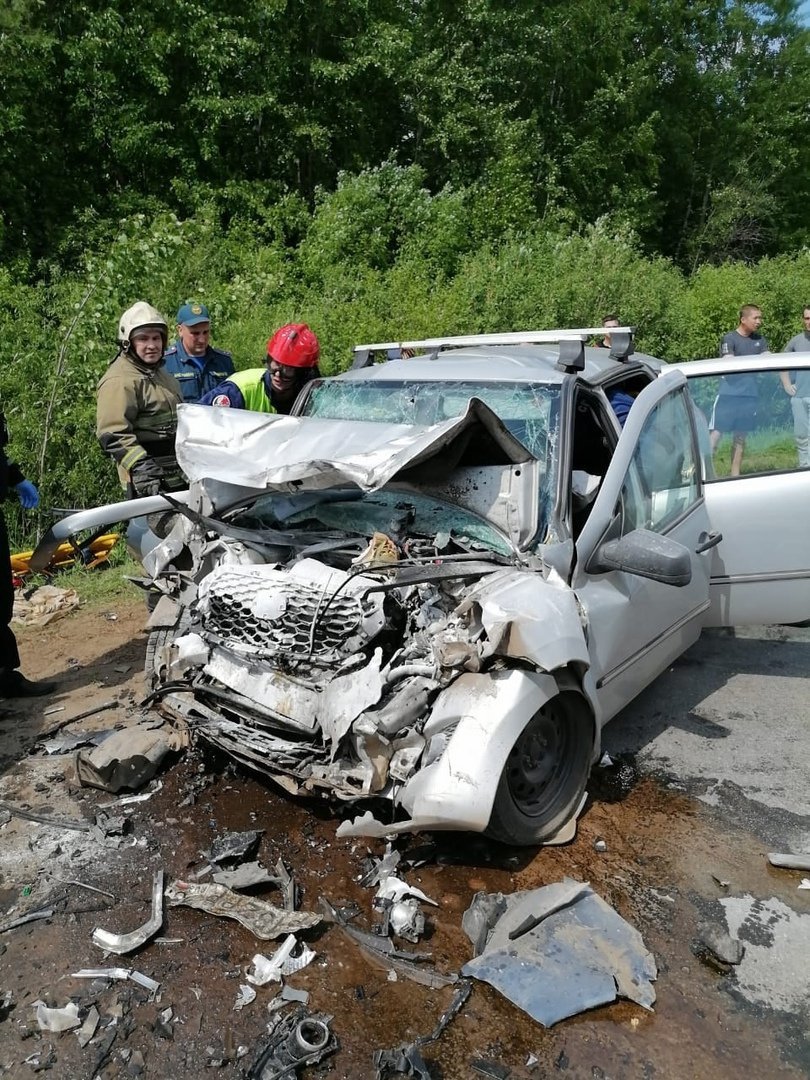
[
  {"left": 668, "top": 353, "right": 810, "bottom": 625},
  {"left": 571, "top": 371, "right": 713, "bottom": 724}
]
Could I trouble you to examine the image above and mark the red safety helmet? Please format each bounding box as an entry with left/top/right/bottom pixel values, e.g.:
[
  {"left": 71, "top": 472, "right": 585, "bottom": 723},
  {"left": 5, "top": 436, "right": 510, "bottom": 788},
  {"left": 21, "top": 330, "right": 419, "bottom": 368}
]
[{"left": 266, "top": 323, "right": 320, "bottom": 368}]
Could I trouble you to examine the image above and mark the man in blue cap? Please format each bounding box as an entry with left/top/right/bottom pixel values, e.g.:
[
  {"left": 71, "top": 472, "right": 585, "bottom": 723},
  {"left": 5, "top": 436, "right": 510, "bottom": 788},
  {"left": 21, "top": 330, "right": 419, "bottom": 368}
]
[{"left": 163, "top": 302, "right": 234, "bottom": 403}]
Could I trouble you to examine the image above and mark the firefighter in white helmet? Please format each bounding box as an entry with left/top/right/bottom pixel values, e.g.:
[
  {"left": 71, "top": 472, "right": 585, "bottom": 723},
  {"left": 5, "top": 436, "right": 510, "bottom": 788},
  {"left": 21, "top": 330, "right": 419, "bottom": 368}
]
[{"left": 96, "top": 302, "right": 184, "bottom": 497}]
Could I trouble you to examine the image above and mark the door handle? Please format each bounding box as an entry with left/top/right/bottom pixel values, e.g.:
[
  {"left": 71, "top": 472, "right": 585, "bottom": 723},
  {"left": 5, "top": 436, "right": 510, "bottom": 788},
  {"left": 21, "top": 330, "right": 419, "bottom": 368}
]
[{"left": 696, "top": 530, "right": 722, "bottom": 554}]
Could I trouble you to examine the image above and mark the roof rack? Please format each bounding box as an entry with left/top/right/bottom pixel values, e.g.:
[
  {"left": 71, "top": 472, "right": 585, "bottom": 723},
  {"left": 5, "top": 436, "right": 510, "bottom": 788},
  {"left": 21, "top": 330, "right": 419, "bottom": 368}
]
[{"left": 352, "top": 327, "right": 635, "bottom": 353}]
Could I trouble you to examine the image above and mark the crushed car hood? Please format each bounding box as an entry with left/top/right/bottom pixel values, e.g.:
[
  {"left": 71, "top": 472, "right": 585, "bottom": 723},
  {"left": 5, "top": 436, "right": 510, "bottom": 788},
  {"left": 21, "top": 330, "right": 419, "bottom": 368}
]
[{"left": 176, "top": 396, "right": 533, "bottom": 494}]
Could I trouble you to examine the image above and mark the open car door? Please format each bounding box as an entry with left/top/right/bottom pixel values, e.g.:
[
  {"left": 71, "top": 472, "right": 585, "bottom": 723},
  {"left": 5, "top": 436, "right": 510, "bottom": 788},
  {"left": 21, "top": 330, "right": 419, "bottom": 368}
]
[
  {"left": 572, "top": 371, "right": 713, "bottom": 724},
  {"left": 669, "top": 352, "right": 810, "bottom": 625}
]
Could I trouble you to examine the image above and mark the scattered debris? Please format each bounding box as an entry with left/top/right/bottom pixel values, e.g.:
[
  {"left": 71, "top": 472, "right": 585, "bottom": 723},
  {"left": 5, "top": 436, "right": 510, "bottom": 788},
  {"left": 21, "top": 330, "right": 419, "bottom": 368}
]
[
  {"left": 76, "top": 722, "right": 188, "bottom": 793},
  {"left": 56, "top": 879, "right": 117, "bottom": 902},
  {"left": 320, "top": 896, "right": 456, "bottom": 989},
  {"left": 34, "top": 1000, "right": 81, "bottom": 1032},
  {"left": 711, "top": 874, "right": 730, "bottom": 890},
  {"left": 0, "top": 800, "right": 90, "bottom": 832},
  {"left": 70, "top": 967, "right": 160, "bottom": 994},
  {"left": 249, "top": 1006, "right": 337, "bottom": 1080},
  {"left": 0, "top": 907, "right": 54, "bottom": 934},
  {"left": 374, "top": 1044, "right": 433, "bottom": 1078},
  {"left": 38, "top": 699, "right": 120, "bottom": 741},
  {"left": 471, "top": 1059, "right": 510, "bottom": 1078},
  {"left": 594, "top": 839, "right": 608, "bottom": 853},
  {"left": 38, "top": 729, "right": 116, "bottom": 756},
  {"left": 97, "top": 782, "right": 164, "bottom": 809},
  {"left": 374, "top": 982, "right": 471, "bottom": 1079},
  {"left": 462, "top": 880, "right": 656, "bottom": 1026},
  {"left": 208, "top": 830, "right": 263, "bottom": 865},
  {"left": 234, "top": 984, "right": 257, "bottom": 1011},
  {"left": 212, "top": 862, "right": 275, "bottom": 891},
  {"left": 280, "top": 984, "right": 310, "bottom": 1005},
  {"left": 247, "top": 936, "right": 316, "bottom": 986},
  {"left": 76, "top": 1005, "right": 100, "bottom": 1047},
  {"left": 697, "top": 922, "right": 745, "bottom": 967},
  {"left": 165, "top": 880, "right": 321, "bottom": 940},
  {"left": 388, "top": 899, "right": 425, "bottom": 944},
  {"left": 799, "top": 879, "right": 810, "bottom": 890},
  {"left": 375, "top": 877, "right": 437, "bottom": 907},
  {"left": 92, "top": 870, "right": 164, "bottom": 955},
  {"left": 461, "top": 893, "right": 507, "bottom": 957},
  {"left": 360, "top": 845, "right": 401, "bottom": 887},
  {"left": 767, "top": 852, "right": 810, "bottom": 872}
]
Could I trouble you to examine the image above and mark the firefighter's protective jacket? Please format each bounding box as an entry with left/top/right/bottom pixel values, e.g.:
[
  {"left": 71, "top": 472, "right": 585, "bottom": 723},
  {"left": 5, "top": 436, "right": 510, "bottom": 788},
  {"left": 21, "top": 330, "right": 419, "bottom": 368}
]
[{"left": 96, "top": 353, "right": 182, "bottom": 489}]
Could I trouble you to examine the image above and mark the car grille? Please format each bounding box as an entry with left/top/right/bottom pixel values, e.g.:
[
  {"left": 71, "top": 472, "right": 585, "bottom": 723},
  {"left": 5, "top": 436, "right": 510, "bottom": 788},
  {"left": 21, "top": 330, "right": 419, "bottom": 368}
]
[{"left": 201, "top": 567, "right": 380, "bottom": 663}]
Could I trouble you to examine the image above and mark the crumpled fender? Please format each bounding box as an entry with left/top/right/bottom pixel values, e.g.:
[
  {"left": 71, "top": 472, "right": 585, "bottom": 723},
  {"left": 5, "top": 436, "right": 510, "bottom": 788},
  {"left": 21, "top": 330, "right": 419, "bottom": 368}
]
[
  {"left": 464, "top": 569, "right": 590, "bottom": 672},
  {"left": 396, "top": 668, "right": 561, "bottom": 833}
]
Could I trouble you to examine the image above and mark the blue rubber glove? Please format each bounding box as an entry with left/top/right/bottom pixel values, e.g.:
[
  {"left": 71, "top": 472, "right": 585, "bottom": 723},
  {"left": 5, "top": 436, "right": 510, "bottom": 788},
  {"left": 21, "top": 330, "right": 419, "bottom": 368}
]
[{"left": 15, "top": 480, "right": 39, "bottom": 509}]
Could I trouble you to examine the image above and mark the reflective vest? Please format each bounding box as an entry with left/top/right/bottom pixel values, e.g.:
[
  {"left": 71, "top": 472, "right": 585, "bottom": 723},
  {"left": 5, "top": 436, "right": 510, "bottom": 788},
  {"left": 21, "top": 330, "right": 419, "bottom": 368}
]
[{"left": 227, "top": 368, "right": 275, "bottom": 413}]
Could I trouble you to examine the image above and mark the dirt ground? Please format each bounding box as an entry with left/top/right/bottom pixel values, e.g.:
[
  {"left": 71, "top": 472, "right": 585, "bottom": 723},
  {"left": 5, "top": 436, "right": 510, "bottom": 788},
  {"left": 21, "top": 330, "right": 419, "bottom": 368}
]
[{"left": 0, "top": 597, "right": 808, "bottom": 1079}]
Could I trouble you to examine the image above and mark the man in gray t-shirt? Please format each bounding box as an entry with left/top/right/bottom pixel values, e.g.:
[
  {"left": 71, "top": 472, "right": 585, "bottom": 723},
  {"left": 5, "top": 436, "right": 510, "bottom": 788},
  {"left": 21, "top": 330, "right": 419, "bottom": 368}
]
[
  {"left": 779, "top": 306, "right": 810, "bottom": 467},
  {"left": 709, "top": 304, "right": 768, "bottom": 476}
]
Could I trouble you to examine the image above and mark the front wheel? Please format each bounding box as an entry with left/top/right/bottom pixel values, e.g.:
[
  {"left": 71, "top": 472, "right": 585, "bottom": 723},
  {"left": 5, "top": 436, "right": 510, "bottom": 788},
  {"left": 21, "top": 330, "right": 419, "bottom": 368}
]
[{"left": 486, "top": 691, "right": 593, "bottom": 846}]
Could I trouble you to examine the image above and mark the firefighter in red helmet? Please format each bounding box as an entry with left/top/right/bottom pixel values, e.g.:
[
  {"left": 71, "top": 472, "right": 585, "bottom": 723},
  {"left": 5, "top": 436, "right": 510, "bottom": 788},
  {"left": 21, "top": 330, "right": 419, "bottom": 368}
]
[{"left": 200, "top": 323, "right": 321, "bottom": 414}]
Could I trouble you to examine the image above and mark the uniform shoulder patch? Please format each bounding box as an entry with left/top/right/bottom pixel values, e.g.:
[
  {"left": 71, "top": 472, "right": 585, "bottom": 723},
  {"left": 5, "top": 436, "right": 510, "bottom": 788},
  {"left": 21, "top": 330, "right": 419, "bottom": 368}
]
[{"left": 212, "top": 394, "right": 231, "bottom": 407}]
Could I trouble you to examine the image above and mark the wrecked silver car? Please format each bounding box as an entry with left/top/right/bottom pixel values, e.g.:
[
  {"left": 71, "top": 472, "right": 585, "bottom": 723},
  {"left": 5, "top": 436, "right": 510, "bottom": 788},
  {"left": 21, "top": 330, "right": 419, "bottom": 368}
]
[
  {"left": 144, "top": 394, "right": 595, "bottom": 846},
  {"left": 34, "top": 331, "right": 810, "bottom": 844}
]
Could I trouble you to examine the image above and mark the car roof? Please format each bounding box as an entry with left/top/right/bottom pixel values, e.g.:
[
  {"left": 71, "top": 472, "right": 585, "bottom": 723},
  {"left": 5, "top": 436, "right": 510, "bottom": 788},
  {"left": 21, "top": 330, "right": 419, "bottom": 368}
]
[{"left": 330, "top": 345, "right": 664, "bottom": 387}]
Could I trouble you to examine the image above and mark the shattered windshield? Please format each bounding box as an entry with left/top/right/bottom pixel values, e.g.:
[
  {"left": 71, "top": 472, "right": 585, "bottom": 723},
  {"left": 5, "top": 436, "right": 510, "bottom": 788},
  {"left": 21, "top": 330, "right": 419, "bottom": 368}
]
[
  {"left": 233, "top": 488, "right": 514, "bottom": 557},
  {"left": 301, "top": 379, "right": 559, "bottom": 464}
]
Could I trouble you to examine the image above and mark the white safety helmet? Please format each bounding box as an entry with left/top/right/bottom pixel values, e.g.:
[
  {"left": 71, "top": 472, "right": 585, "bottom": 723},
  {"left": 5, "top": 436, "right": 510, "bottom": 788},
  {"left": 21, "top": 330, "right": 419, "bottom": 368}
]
[{"left": 118, "top": 301, "right": 168, "bottom": 351}]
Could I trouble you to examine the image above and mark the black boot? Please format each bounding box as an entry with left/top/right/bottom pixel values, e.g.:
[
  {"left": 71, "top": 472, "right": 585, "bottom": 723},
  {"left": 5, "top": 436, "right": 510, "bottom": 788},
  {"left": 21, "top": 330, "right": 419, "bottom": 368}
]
[{"left": 0, "top": 670, "right": 57, "bottom": 698}]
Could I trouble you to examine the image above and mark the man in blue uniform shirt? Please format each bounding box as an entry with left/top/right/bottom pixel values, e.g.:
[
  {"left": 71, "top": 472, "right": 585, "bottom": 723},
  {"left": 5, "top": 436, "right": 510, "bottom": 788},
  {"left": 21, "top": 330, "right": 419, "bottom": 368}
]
[{"left": 163, "top": 302, "right": 234, "bottom": 403}]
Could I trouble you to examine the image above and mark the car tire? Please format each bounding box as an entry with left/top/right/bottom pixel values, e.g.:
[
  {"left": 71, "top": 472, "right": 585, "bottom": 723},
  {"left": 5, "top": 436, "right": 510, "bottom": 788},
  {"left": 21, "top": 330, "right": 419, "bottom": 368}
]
[
  {"left": 486, "top": 691, "right": 593, "bottom": 846},
  {"left": 144, "top": 628, "right": 174, "bottom": 686}
]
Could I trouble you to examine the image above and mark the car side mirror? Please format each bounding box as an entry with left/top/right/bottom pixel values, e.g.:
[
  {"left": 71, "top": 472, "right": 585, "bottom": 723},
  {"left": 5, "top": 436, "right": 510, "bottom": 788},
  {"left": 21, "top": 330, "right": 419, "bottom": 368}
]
[{"left": 588, "top": 528, "right": 692, "bottom": 587}]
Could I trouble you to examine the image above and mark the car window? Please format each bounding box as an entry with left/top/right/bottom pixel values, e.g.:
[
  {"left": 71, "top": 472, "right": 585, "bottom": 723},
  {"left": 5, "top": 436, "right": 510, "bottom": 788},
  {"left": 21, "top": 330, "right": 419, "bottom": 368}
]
[
  {"left": 302, "top": 379, "right": 559, "bottom": 463},
  {"left": 686, "top": 368, "right": 808, "bottom": 479},
  {"left": 617, "top": 387, "right": 700, "bottom": 534}
]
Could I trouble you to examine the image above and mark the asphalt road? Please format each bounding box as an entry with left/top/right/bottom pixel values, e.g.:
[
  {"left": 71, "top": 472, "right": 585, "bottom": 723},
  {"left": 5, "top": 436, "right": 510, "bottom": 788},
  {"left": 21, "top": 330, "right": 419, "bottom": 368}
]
[{"left": 604, "top": 623, "right": 810, "bottom": 1031}]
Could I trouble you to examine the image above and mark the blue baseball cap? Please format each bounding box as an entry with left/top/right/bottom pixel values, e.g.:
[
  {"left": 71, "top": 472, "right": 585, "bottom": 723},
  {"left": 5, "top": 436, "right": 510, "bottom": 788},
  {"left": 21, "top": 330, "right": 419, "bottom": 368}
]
[{"left": 176, "top": 302, "right": 210, "bottom": 326}]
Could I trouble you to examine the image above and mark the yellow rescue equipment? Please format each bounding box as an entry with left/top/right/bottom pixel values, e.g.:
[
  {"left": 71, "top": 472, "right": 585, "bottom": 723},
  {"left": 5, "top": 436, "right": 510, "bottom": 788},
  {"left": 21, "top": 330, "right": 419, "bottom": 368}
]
[{"left": 11, "top": 532, "right": 120, "bottom": 579}]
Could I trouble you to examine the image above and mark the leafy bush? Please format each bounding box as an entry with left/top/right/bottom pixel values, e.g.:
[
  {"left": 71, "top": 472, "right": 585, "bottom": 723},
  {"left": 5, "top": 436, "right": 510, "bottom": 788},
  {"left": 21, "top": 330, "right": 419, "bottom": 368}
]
[{"left": 4, "top": 199, "right": 810, "bottom": 549}]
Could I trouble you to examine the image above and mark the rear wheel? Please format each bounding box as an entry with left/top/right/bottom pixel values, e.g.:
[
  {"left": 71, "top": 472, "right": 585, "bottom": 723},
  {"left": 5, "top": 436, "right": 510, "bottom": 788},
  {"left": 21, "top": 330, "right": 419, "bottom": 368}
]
[{"left": 486, "top": 691, "right": 593, "bottom": 846}]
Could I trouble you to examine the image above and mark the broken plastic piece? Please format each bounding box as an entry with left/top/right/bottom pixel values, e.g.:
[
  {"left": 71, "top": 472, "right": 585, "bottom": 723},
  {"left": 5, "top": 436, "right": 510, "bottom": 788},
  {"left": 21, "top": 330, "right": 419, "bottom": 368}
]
[
  {"left": 506, "top": 880, "right": 589, "bottom": 941},
  {"left": 75, "top": 1005, "right": 99, "bottom": 1048},
  {"left": 234, "top": 984, "right": 257, "bottom": 1011},
  {"left": 247, "top": 935, "right": 315, "bottom": 985},
  {"left": 34, "top": 1000, "right": 81, "bottom": 1032},
  {"left": 280, "top": 985, "right": 310, "bottom": 1005},
  {"left": 375, "top": 877, "right": 437, "bottom": 907},
  {"left": 92, "top": 870, "right": 164, "bottom": 955},
  {"left": 165, "top": 880, "right": 320, "bottom": 939},
  {"left": 462, "top": 880, "right": 656, "bottom": 1026}
]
